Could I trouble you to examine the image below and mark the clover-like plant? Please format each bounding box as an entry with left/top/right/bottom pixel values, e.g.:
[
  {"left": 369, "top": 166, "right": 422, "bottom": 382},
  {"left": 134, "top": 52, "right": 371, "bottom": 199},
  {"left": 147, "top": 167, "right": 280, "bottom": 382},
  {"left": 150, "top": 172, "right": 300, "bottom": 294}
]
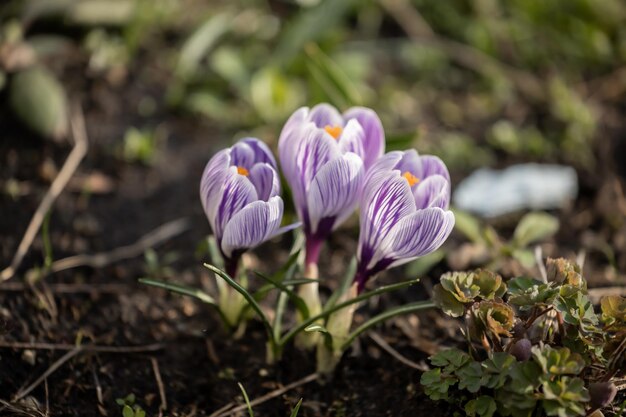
[{"left": 423, "top": 258, "right": 624, "bottom": 417}]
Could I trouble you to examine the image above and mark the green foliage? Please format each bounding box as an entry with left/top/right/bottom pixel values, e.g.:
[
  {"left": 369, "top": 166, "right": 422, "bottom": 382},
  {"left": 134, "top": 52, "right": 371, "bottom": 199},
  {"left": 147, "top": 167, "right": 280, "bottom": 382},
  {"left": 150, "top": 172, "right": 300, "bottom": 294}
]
[
  {"left": 423, "top": 258, "right": 623, "bottom": 416},
  {"left": 116, "top": 394, "right": 146, "bottom": 417}
]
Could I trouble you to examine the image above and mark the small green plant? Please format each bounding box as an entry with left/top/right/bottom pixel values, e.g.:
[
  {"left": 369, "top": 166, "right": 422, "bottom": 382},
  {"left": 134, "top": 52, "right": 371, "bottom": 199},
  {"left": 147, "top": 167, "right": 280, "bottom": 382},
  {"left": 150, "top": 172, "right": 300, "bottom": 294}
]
[
  {"left": 116, "top": 394, "right": 146, "bottom": 417},
  {"left": 237, "top": 383, "right": 303, "bottom": 417},
  {"left": 422, "top": 259, "right": 624, "bottom": 417}
]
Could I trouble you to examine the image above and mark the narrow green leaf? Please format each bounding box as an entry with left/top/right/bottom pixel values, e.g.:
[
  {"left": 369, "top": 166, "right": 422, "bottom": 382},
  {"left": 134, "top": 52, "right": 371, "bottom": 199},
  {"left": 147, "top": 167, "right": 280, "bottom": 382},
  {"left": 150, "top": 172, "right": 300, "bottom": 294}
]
[
  {"left": 324, "top": 257, "right": 357, "bottom": 312},
  {"left": 139, "top": 278, "right": 216, "bottom": 305},
  {"left": 237, "top": 383, "right": 254, "bottom": 417},
  {"left": 177, "top": 12, "right": 233, "bottom": 79},
  {"left": 341, "top": 300, "right": 436, "bottom": 350},
  {"left": 305, "top": 43, "right": 362, "bottom": 107},
  {"left": 290, "top": 399, "right": 303, "bottom": 417},
  {"left": 280, "top": 277, "right": 421, "bottom": 346},
  {"left": 305, "top": 324, "right": 328, "bottom": 333},
  {"left": 254, "top": 271, "right": 310, "bottom": 319},
  {"left": 204, "top": 263, "right": 276, "bottom": 349},
  {"left": 206, "top": 235, "right": 225, "bottom": 269},
  {"left": 451, "top": 208, "right": 486, "bottom": 244}
]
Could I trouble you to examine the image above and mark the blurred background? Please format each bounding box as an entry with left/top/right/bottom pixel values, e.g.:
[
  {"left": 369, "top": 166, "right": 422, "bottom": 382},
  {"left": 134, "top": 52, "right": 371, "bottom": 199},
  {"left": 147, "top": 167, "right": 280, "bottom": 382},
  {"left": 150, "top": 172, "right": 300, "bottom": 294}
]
[
  {"left": 1, "top": 0, "right": 626, "bottom": 414},
  {"left": 2, "top": 0, "right": 626, "bottom": 277}
]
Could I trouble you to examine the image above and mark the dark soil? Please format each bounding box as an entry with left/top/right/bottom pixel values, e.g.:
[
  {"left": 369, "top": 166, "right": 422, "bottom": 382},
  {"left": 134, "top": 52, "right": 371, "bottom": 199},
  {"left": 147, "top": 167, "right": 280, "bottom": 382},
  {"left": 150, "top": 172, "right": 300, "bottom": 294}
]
[{"left": 1, "top": 51, "right": 625, "bottom": 417}]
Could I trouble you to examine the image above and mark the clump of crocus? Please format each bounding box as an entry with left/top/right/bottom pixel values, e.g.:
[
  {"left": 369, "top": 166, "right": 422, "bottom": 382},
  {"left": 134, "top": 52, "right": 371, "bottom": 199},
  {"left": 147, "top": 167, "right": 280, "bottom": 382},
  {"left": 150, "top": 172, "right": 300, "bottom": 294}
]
[
  {"left": 278, "top": 104, "right": 385, "bottom": 346},
  {"left": 200, "top": 137, "right": 294, "bottom": 325},
  {"left": 318, "top": 149, "right": 455, "bottom": 372}
]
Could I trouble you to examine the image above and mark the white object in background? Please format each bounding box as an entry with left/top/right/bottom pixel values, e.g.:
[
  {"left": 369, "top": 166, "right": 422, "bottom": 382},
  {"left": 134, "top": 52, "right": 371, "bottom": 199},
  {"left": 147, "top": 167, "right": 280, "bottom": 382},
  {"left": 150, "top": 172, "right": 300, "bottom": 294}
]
[{"left": 453, "top": 164, "right": 578, "bottom": 218}]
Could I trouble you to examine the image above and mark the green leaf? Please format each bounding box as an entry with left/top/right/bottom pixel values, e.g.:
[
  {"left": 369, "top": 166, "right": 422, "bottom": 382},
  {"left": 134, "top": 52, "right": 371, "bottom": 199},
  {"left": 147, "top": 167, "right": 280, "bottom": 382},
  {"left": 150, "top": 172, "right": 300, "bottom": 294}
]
[
  {"left": 451, "top": 208, "right": 486, "bottom": 244},
  {"left": 507, "top": 277, "right": 558, "bottom": 309},
  {"left": 341, "top": 300, "right": 437, "bottom": 350},
  {"left": 512, "top": 212, "right": 559, "bottom": 248},
  {"left": 305, "top": 43, "right": 362, "bottom": 108},
  {"left": 433, "top": 284, "right": 466, "bottom": 317},
  {"left": 601, "top": 295, "right": 626, "bottom": 325},
  {"left": 250, "top": 67, "right": 304, "bottom": 122},
  {"left": 508, "top": 361, "right": 543, "bottom": 394},
  {"left": 420, "top": 368, "right": 456, "bottom": 401},
  {"left": 465, "top": 396, "right": 497, "bottom": 417},
  {"left": 254, "top": 271, "right": 310, "bottom": 320},
  {"left": 457, "top": 361, "right": 484, "bottom": 393},
  {"left": 481, "top": 353, "right": 516, "bottom": 389},
  {"left": 290, "top": 399, "right": 303, "bottom": 417},
  {"left": 531, "top": 345, "right": 585, "bottom": 376},
  {"left": 204, "top": 263, "right": 276, "bottom": 350},
  {"left": 541, "top": 377, "right": 589, "bottom": 416},
  {"left": 279, "top": 277, "right": 421, "bottom": 347},
  {"left": 273, "top": 0, "right": 359, "bottom": 63},
  {"left": 177, "top": 12, "right": 233, "bottom": 79},
  {"left": 430, "top": 348, "right": 471, "bottom": 373},
  {"left": 122, "top": 405, "right": 134, "bottom": 417},
  {"left": 138, "top": 278, "right": 216, "bottom": 305},
  {"left": 324, "top": 257, "right": 357, "bottom": 312},
  {"left": 238, "top": 383, "right": 254, "bottom": 417},
  {"left": 9, "top": 66, "right": 68, "bottom": 140}
]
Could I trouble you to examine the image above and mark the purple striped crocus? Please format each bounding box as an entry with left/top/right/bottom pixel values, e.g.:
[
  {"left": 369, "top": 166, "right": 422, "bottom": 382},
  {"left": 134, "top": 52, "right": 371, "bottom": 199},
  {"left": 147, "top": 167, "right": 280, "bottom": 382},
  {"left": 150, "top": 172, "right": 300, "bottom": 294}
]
[
  {"left": 354, "top": 150, "right": 455, "bottom": 292},
  {"left": 200, "top": 137, "right": 291, "bottom": 277},
  {"left": 278, "top": 103, "right": 385, "bottom": 268}
]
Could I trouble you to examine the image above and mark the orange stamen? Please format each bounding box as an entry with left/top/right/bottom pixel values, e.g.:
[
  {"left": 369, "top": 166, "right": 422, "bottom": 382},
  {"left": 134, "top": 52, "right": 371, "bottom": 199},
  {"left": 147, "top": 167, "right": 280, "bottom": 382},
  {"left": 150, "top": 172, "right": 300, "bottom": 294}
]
[
  {"left": 324, "top": 125, "right": 343, "bottom": 139},
  {"left": 402, "top": 171, "right": 420, "bottom": 187},
  {"left": 237, "top": 166, "right": 249, "bottom": 176}
]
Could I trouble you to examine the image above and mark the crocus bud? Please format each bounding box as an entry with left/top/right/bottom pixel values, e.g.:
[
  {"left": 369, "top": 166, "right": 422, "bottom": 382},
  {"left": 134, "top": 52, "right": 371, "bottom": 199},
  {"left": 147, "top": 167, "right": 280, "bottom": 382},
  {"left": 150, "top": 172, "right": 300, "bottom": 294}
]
[
  {"left": 509, "top": 338, "right": 532, "bottom": 362},
  {"left": 589, "top": 382, "right": 617, "bottom": 409},
  {"left": 354, "top": 150, "right": 455, "bottom": 292}
]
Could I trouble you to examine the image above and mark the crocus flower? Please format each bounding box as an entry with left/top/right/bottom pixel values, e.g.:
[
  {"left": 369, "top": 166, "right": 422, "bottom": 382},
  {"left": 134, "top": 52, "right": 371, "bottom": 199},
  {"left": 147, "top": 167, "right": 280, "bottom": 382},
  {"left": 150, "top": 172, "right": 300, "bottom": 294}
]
[
  {"left": 200, "top": 137, "right": 290, "bottom": 277},
  {"left": 278, "top": 103, "right": 385, "bottom": 266},
  {"left": 355, "top": 150, "right": 455, "bottom": 292}
]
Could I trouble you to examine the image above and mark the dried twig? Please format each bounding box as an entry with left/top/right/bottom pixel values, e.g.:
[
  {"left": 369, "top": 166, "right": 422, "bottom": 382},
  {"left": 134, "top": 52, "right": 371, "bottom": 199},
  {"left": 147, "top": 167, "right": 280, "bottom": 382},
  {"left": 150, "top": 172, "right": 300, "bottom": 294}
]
[
  {"left": 209, "top": 373, "right": 319, "bottom": 417},
  {"left": 151, "top": 357, "right": 168, "bottom": 415},
  {"left": 0, "top": 340, "right": 164, "bottom": 353},
  {"left": 0, "top": 282, "right": 130, "bottom": 293},
  {"left": 369, "top": 331, "right": 428, "bottom": 371},
  {"left": 13, "top": 347, "right": 84, "bottom": 402},
  {"left": 46, "top": 217, "right": 190, "bottom": 274},
  {"left": 1, "top": 104, "right": 89, "bottom": 282}
]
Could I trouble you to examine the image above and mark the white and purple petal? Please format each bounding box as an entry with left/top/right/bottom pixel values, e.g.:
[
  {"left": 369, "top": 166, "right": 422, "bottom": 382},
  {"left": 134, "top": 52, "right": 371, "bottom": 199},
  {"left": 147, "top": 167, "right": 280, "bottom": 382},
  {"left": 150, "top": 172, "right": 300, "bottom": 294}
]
[
  {"left": 372, "top": 207, "right": 455, "bottom": 269},
  {"left": 343, "top": 106, "right": 385, "bottom": 169},
  {"left": 200, "top": 149, "right": 231, "bottom": 231},
  {"left": 337, "top": 119, "right": 365, "bottom": 161},
  {"left": 358, "top": 170, "right": 416, "bottom": 268},
  {"left": 413, "top": 175, "right": 450, "bottom": 209},
  {"left": 213, "top": 167, "right": 258, "bottom": 238},
  {"left": 307, "top": 152, "right": 364, "bottom": 233},
  {"left": 308, "top": 103, "right": 343, "bottom": 128},
  {"left": 220, "top": 196, "right": 283, "bottom": 258},
  {"left": 240, "top": 137, "right": 278, "bottom": 169},
  {"left": 248, "top": 162, "right": 280, "bottom": 201}
]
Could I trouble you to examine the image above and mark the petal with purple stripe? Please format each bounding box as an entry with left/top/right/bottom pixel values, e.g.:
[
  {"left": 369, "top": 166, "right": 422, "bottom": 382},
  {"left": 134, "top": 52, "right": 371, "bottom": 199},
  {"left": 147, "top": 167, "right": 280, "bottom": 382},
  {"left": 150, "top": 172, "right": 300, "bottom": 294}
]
[
  {"left": 372, "top": 207, "right": 455, "bottom": 269},
  {"left": 416, "top": 155, "right": 451, "bottom": 183},
  {"left": 337, "top": 119, "right": 365, "bottom": 161},
  {"left": 220, "top": 196, "right": 284, "bottom": 258},
  {"left": 307, "top": 152, "right": 364, "bottom": 233},
  {"left": 248, "top": 162, "right": 280, "bottom": 201},
  {"left": 308, "top": 103, "right": 343, "bottom": 128},
  {"left": 413, "top": 174, "right": 450, "bottom": 209},
  {"left": 343, "top": 106, "right": 385, "bottom": 169},
  {"left": 358, "top": 170, "right": 416, "bottom": 268},
  {"left": 240, "top": 137, "right": 278, "bottom": 169},
  {"left": 200, "top": 149, "right": 231, "bottom": 232},
  {"left": 214, "top": 167, "right": 258, "bottom": 238}
]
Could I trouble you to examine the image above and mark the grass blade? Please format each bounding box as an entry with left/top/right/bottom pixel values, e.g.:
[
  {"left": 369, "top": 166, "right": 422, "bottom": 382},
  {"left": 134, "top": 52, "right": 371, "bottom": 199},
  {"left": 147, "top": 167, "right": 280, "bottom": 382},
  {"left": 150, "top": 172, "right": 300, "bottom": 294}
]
[
  {"left": 237, "top": 383, "right": 254, "bottom": 417},
  {"left": 323, "top": 257, "right": 356, "bottom": 312},
  {"left": 340, "top": 300, "right": 436, "bottom": 350},
  {"left": 279, "top": 277, "right": 421, "bottom": 346},
  {"left": 254, "top": 271, "right": 310, "bottom": 320},
  {"left": 139, "top": 278, "right": 216, "bottom": 305},
  {"left": 289, "top": 399, "right": 303, "bottom": 417},
  {"left": 203, "top": 263, "right": 276, "bottom": 349}
]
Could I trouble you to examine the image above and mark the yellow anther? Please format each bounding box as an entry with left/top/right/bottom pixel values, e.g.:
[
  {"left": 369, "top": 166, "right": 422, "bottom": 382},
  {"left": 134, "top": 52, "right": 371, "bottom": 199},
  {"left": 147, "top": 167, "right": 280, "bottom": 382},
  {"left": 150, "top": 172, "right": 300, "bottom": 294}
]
[
  {"left": 324, "top": 125, "right": 343, "bottom": 139},
  {"left": 402, "top": 171, "right": 420, "bottom": 187},
  {"left": 237, "top": 166, "right": 249, "bottom": 176}
]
